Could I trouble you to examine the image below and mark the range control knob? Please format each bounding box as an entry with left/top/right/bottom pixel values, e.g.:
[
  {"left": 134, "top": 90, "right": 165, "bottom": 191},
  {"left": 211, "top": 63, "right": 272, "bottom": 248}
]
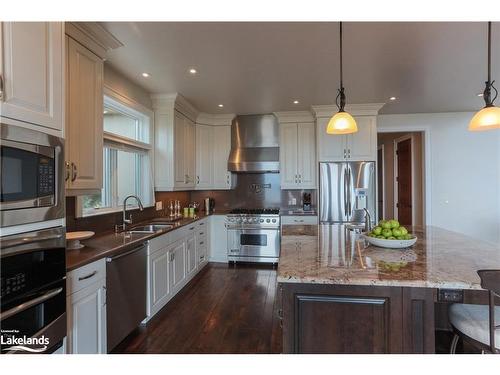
[
  {"left": 260, "top": 219, "right": 264, "bottom": 223},
  {"left": 271, "top": 219, "right": 276, "bottom": 223},
  {"left": 266, "top": 219, "right": 271, "bottom": 223}
]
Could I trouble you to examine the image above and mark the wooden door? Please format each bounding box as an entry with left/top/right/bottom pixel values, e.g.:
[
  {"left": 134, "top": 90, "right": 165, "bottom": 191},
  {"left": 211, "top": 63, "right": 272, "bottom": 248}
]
[
  {"left": 396, "top": 138, "right": 412, "bottom": 225},
  {"left": 280, "top": 123, "right": 299, "bottom": 188},
  {"left": 347, "top": 116, "right": 376, "bottom": 161},
  {"left": 66, "top": 36, "right": 103, "bottom": 190},
  {"left": 297, "top": 122, "right": 316, "bottom": 188},
  {"left": 195, "top": 124, "right": 213, "bottom": 189},
  {"left": 377, "top": 147, "right": 384, "bottom": 221},
  {"left": 67, "top": 281, "right": 107, "bottom": 354},
  {"left": 0, "top": 22, "right": 63, "bottom": 131},
  {"left": 212, "top": 125, "right": 231, "bottom": 189}
]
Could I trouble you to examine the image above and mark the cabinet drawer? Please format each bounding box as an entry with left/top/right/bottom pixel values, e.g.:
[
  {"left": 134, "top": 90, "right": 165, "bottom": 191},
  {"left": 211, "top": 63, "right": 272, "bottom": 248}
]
[
  {"left": 281, "top": 215, "right": 318, "bottom": 225},
  {"left": 67, "top": 259, "right": 106, "bottom": 296},
  {"left": 198, "top": 245, "right": 208, "bottom": 264}
]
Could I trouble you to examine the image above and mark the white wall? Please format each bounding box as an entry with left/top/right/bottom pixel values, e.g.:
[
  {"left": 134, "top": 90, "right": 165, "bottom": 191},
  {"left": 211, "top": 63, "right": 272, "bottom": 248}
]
[
  {"left": 378, "top": 112, "right": 500, "bottom": 245},
  {"left": 104, "top": 64, "right": 153, "bottom": 110}
]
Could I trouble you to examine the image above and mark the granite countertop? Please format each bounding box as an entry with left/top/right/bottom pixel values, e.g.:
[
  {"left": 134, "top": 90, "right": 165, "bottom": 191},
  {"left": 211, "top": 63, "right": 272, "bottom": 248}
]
[
  {"left": 66, "top": 213, "right": 218, "bottom": 271},
  {"left": 277, "top": 224, "right": 500, "bottom": 290}
]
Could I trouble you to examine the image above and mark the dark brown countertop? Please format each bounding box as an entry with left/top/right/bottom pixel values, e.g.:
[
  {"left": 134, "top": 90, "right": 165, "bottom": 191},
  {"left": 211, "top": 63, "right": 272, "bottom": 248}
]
[{"left": 66, "top": 212, "right": 224, "bottom": 272}]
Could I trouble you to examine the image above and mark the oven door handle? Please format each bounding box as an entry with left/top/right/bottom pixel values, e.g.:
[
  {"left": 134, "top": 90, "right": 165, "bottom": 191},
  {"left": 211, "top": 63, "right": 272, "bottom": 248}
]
[
  {"left": 1, "top": 287, "right": 63, "bottom": 321},
  {"left": 0, "top": 234, "right": 63, "bottom": 250}
]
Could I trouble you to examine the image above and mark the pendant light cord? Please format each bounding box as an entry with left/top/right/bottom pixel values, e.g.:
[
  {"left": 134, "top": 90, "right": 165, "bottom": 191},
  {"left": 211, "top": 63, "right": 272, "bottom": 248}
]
[
  {"left": 484, "top": 21, "right": 498, "bottom": 106},
  {"left": 336, "top": 21, "right": 346, "bottom": 112}
]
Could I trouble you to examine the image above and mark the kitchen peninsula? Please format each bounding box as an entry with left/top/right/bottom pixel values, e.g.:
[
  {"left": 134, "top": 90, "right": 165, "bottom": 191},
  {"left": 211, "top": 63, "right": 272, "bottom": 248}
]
[{"left": 277, "top": 224, "right": 500, "bottom": 353}]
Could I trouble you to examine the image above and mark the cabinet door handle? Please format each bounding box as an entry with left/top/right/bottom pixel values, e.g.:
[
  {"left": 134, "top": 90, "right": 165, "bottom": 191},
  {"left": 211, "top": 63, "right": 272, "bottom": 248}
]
[
  {"left": 344, "top": 148, "right": 347, "bottom": 158},
  {"left": 197, "top": 175, "right": 200, "bottom": 184},
  {"left": 0, "top": 74, "right": 4, "bottom": 101},
  {"left": 78, "top": 270, "right": 97, "bottom": 281},
  {"left": 65, "top": 162, "right": 71, "bottom": 181},
  {"left": 71, "top": 162, "right": 78, "bottom": 182},
  {"left": 348, "top": 149, "right": 351, "bottom": 158},
  {"left": 189, "top": 226, "right": 195, "bottom": 231},
  {"left": 199, "top": 241, "right": 204, "bottom": 245}
]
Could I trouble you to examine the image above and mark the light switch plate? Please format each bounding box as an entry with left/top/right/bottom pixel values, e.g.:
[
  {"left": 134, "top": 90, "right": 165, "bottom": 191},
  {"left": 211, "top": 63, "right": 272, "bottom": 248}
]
[{"left": 155, "top": 201, "right": 163, "bottom": 211}]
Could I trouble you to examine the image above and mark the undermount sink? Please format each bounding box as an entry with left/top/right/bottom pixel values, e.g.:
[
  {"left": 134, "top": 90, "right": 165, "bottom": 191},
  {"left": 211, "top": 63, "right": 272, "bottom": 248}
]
[{"left": 126, "top": 224, "right": 174, "bottom": 234}]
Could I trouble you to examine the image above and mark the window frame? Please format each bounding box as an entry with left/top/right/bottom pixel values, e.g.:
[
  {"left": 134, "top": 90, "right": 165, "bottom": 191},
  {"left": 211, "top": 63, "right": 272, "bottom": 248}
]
[{"left": 76, "top": 86, "right": 154, "bottom": 218}]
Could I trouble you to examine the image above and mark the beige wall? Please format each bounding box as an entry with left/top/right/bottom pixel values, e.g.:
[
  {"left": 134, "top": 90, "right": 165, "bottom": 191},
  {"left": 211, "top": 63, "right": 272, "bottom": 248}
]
[
  {"left": 377, "top": 132, "right": 424, "bottom": 225},
  {"left": 104, "top": 64, "right": 152, "bottom": 109}
]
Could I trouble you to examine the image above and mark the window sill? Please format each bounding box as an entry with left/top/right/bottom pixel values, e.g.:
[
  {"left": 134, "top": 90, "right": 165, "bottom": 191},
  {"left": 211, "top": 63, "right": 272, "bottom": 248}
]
[{"left": 79, "top": 204, "right": 154, "bottom": 219}]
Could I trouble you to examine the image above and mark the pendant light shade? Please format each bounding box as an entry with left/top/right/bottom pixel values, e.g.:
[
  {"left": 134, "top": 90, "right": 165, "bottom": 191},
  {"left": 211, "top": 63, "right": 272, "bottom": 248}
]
[
  {"left": 469, "top": 22, "right": 500, "bottom": 131},
  {"left": 326, "top": 111, "right": 358, "bottom": 134},
  {"left": 469, "top": 106, "right": 500, "bottom": 131},
  {"left": 327, "top": 22, "right": 357, "bottom": 135}
]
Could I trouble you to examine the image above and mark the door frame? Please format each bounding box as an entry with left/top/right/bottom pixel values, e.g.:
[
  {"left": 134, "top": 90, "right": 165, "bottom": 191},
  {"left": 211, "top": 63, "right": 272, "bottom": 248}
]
[
  {"left": 377, "top": 125, "right": 430, "bottom": 226},
  {"left": 393, "top": 134, "right": 415, "bottom": 225},
  {"left": 377, "top": 144, "right": 385, "bottom": 220}
]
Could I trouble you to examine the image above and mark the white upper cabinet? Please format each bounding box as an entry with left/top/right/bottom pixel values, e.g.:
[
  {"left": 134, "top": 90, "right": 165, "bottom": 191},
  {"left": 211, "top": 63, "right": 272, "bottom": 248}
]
[
  {"left": 313, "top": 104, "right": 384, "bottom": 162},
  {"left": 0, "top": 22, "right": 64, "bottom": 134},
  {"left": 195, "top": 124, "right": 213, "bottom": 189},
  {"left": 279, "top": 118, "right": 316, "bottom": 189},
  {"left": 211, "top": 125, "right": 232, "bottom": 189},
  {"left": 65, "top": 35, "right": 103, "bottom": 191}
]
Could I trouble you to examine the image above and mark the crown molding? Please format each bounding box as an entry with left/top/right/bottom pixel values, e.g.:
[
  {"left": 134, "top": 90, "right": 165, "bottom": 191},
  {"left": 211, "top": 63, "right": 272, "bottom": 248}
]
[
  {"left": 273, "top": 110, "right": 314, "bottom": 123},
  {"left": 311, "top": 103, "right": 385, "bottom": 118},
  {"left": 150, "top": 93, "right": 199, "bottom": 122},
  {"left": 196, "top": 113, "right": 235, "bottom": 126},
  {"left": 65, "top": 22, "right": 123, "bottom": 59}
]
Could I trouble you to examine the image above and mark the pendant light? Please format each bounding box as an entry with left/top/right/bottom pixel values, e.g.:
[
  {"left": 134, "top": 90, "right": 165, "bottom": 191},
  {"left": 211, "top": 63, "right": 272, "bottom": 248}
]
[
  {"left": 326, "top": 22, "right": 357, "bottom": 135},
  {"left": 469, "top": 22, "right": 500, "bottom": 131}
]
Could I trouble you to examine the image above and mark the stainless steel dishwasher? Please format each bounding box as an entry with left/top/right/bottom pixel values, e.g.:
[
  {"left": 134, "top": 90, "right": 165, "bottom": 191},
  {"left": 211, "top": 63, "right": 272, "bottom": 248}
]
[{"left": 106, "top": 244, "right": 147, "bottom": 352}]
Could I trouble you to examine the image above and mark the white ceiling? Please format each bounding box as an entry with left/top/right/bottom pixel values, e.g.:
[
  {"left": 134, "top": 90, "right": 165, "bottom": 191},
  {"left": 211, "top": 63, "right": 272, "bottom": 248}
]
[{"left": 100, "top": 22, "right": 500, "bottom": 115}]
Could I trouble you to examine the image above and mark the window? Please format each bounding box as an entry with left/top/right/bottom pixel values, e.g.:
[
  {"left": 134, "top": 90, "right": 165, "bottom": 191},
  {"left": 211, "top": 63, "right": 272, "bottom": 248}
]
[{"left": 79, "top": 91, "right": 154, "bottom": 217}]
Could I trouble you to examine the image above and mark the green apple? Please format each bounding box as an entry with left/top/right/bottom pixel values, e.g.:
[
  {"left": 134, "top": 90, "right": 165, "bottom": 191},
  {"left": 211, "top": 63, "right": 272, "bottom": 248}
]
[
  {"left": 399, "top": 226, "right": 408, "bottom": 235},
  {"left": 389, "top": 219, "right": 400, "bottom": 229},
  {"left": 396, "top": 235, "right": 405, "bottom": 240},
  {"left": 376, "top": 235, "right": 385, "bottom": 239},
  {"left": 392, "top": 228, "right": 402, "bottom": 237},
  {"left": 382, "top": 228, "right": 393, "bottom": 238},
  {"left": 372, "top": 226, "right": 382, "bottom": 235},
  {"left": 387, "top": 236, "right": 396, "bottom": 240},
  {"left": 380, "top": 221, "right": 392, "bottom": 229},
  {"left": 404, "top": 234, "right": 412, "bottom": 240}
]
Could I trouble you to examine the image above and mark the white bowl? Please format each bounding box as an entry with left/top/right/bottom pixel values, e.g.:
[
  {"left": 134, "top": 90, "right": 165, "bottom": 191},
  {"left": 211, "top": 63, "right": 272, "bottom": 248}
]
[
  {"left": 362, "top": 233, "right": 417, "bottom": 249},
  {"left": 66, "top": 231, "right": 95, "bottom": 250}
]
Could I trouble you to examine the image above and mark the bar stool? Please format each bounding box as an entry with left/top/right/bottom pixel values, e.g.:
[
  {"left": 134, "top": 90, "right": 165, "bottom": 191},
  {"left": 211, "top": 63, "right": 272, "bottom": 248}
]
[{"left": 448, "top": 269, "right": 500, "bottom": 354}]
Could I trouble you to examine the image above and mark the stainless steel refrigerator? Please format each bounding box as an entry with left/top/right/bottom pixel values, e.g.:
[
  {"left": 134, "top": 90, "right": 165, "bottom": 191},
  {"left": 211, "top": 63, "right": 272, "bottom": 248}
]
[{"left": 319, "top": 161, "right": 376, "bottom": 223}]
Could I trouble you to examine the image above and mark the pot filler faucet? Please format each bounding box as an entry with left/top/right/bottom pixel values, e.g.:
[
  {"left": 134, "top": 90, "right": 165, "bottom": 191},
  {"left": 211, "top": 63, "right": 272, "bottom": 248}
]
[{"left": 115, "top": 195, "right": 144, "bottom": 232}]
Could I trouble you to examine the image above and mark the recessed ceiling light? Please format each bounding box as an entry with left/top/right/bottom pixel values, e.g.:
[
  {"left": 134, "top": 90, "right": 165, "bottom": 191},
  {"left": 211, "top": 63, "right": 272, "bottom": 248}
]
[
  {"left": 293, "top": 100, "right": 299, "bottom": 104},
  {"left": 389, "top": 96, "right": 397, "bottom": 101},
  {"left": 142, "top": 72, "right": 150, "bottom": 78},
  {"left": 477, "top": 93, "right": 484, "bottom": 97},
  {"left": 189, "top": 68, "right": 197, "bottom": 74},
  {"left": 218, "top": 104, "right": 224, "bottom": 108},
  {"left": 103, "top": 110, "right": 108, "bottom": 114}
]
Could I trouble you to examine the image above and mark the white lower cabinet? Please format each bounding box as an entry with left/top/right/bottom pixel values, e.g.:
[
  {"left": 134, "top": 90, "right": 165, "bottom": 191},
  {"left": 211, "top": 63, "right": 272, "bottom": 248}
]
[
  {"left": 146, "top": 217, "right": 211, "bottom": 320},
  {"left": 209, "top": 215, "right": 228, "bottom": 263},
  {"left": 66, "top": 259, "right": 107, "bottom": 354}
]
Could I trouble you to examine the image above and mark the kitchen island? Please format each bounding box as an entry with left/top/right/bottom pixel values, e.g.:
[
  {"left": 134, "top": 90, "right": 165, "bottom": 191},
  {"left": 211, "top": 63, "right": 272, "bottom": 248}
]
[{"left": 277, "top": 224, "right": 500, "bottom": 353}]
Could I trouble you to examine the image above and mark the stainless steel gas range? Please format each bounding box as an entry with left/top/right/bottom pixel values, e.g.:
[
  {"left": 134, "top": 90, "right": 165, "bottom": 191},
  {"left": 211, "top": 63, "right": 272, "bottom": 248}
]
[{"left": 225, "top": 209, "right": 280, "bottom": 264}]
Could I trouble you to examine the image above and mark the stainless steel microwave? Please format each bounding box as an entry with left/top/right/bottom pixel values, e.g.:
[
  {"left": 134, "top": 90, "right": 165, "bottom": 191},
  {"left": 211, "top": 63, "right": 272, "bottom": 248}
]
[{"left": 0, "top": 123, "right": 64, "bottom": 228}]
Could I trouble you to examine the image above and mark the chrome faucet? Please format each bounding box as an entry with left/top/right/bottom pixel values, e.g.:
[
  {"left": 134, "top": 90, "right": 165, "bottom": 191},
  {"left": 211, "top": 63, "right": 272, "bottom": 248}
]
[
  {"left": 115, "top": 195, "right": 144, "bottom": 232},
  {"left": 363, "top": 208, "right": 372, "bottom": 233}
]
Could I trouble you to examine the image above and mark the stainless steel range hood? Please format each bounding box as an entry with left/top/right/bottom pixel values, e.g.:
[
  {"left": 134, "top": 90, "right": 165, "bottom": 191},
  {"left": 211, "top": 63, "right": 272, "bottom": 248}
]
[{"left": 228, "top": 114, "right": 280, "bottom": 173}]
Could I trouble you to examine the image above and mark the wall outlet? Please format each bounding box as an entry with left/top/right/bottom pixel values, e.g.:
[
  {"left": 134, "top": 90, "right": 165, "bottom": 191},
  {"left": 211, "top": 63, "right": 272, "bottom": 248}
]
[
  {"left": 288, "top": 198, "right": 297, "bottom": 206},
  {"left": 155, "top": 201, "right": 163, "bottom": 211}
]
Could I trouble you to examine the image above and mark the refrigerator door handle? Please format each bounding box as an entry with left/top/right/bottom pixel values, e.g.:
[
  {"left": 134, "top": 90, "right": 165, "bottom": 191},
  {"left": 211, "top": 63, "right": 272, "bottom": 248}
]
[
  {"left": 343, "top": 167, "right": 347, "bottom": 217},
  {"left": 347, "top": 166, "right": 352, "bottom": 216}
]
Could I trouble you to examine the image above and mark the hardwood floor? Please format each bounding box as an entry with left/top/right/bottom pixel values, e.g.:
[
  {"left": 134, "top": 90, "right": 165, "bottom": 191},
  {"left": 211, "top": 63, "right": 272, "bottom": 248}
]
[{"left": 112, "top": 263, "right": 282, "bottom": 354}]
